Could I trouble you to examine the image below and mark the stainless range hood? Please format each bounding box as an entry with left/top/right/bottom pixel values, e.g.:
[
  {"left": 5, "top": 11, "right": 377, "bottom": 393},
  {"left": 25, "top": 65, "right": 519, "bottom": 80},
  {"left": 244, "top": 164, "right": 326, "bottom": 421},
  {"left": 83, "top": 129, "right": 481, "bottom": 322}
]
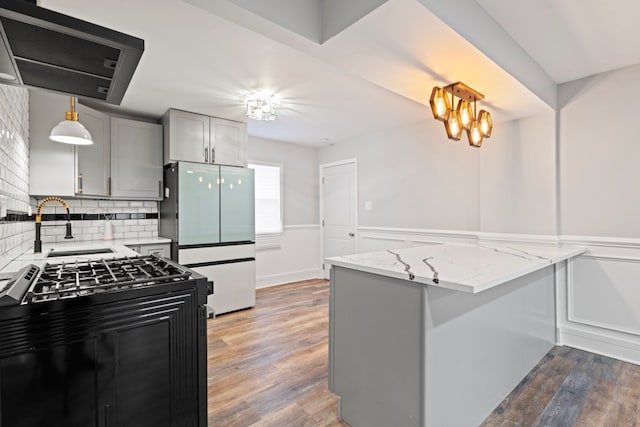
[{"left": 0, "top": 0, "right": 143, "bottom": 105}]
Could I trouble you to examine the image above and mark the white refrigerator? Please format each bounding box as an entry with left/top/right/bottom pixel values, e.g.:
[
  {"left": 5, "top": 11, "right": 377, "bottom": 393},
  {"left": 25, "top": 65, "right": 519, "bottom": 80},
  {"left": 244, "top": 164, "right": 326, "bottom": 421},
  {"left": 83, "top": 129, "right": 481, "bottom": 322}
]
[{"left": 160, "top": 161, "right": 256, "bottom": 315}]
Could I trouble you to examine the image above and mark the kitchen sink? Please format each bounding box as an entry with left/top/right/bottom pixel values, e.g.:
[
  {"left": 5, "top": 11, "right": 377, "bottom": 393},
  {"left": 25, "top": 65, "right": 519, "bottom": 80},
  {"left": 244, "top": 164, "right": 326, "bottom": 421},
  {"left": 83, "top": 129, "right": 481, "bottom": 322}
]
[{"left": 46, "top": 248, "right": 115, "bottom": 258}]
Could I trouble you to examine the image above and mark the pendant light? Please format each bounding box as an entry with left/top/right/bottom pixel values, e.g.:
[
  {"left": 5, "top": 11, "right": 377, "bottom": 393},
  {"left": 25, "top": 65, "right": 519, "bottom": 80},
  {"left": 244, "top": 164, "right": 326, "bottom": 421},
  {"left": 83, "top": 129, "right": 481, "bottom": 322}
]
[
  {"left": 49, "top": 97, "right": 93, "bottom": 145},
  {"left": 429, "top": 82, "right": 493, "bottom": 148}
]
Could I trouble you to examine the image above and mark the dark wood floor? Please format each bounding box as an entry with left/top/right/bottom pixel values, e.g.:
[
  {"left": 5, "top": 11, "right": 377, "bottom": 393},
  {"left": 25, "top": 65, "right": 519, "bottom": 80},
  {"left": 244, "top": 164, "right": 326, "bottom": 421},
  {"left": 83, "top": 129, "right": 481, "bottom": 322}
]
[
  {"left": 482, "top": 345, "right": 640, "bottom": 426},
  {"left": 207, "top": 279, "right": 640, "bottom": 427}
]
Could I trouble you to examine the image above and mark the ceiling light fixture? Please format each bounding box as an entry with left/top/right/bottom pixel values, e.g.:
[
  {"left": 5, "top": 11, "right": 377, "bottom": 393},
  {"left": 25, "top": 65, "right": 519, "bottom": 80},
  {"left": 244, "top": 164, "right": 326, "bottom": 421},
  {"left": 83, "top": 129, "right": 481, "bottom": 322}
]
[
  {"left": 245, "top": 93, "right": 281, "bottom": 121},
  {"left": 429, "top": 82, "right": 492, "bottom": 147},
  {"left": 49, "top": 96, "right": 93, "bottom": 145}
]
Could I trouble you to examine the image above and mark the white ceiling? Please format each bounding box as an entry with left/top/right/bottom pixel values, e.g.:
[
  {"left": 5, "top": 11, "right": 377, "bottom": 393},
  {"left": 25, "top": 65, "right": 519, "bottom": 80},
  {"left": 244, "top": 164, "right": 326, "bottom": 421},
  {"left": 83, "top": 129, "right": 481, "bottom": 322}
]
[
  {"left": 38, "top": 0, "right": 639, "bottom": 146},
  {"left": 476, "top": 0, "right": 640, "bottom": 84}
]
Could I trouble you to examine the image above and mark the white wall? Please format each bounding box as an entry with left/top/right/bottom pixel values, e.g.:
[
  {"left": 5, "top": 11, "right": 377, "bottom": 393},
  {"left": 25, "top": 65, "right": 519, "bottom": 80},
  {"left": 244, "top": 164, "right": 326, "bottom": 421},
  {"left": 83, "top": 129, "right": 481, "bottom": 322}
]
[
  {"left": 318, "top": 119, "right": 480, "bottom": 231},
  {"left": 554, "top": 63, "right": 640, "bottom": 363},
  {"left": 0, "top": 85, "right": 33, "bottom": 270},
  {"left": 248, "top": 136, "right": 321, "bottom": 287},
  {"left": 559, "top": 63, "right": 640, "bottom": 238},
  {"left": 480, "top": 111, "right": 557, "bottom": 235}
]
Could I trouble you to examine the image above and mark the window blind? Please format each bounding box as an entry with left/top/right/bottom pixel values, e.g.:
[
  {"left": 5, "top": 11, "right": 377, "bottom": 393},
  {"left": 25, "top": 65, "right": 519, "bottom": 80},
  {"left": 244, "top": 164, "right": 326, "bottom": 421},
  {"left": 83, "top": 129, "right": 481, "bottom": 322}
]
[{"left": 248, "top": 163, "right": 282, "bottom": 235}]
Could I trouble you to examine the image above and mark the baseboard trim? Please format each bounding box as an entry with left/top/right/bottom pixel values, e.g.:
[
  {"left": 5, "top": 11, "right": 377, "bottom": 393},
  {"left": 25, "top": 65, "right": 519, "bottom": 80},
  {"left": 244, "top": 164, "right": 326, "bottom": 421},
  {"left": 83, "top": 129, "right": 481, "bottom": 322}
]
[
  {"left": 558, "top": 326, "right": 640, "bottom": 365},
  {"left": 256, "top": 268, "right": 323, "bottom": 289}
]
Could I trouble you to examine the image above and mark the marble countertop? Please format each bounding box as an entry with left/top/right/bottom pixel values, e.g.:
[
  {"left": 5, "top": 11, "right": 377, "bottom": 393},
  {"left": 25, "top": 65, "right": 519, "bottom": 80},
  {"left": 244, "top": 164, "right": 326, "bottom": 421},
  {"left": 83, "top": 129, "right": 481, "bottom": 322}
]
[
  {"left": 0, "top": 237, "right": 172, "bottom": 273},
  {"left": 326, "top": 243, "right": 585, "bottom": 293}
]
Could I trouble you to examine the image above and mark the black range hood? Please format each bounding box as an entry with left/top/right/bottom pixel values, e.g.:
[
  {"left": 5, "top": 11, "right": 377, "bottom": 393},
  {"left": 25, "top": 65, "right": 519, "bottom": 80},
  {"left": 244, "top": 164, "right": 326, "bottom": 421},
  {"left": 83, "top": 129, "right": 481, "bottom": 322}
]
[{"left": 0, "top": 0, "right": 143, "bottom": 104}]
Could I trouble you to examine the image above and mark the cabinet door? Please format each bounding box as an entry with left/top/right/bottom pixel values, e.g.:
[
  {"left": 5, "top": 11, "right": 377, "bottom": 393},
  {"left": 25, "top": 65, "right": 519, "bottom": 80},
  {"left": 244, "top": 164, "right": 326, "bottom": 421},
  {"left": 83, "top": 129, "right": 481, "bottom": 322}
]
[
  {"left": 168, "top": 109, "right": 209, "bottom": 163},
  {"left": 76, "top": 104, "right": 110, "bottom": 196},
  {"left": 0, "top": 339, "right": 100, "bottom": 427},
  {"left": 220, "top": 166, "right": 255, "bottom": 242},
  {"left": 28, "top": 90, "right": 75, "bottom": 196},
  {"left": 111, "top": 117, "right": 163, "bottom": 200},
  {"left": 191, "top": 260, "right": 256, "bottom": 315},
  {"left": 178, "top": 162, "right": 220, "bottom": 245},
  {"left": 211, "top": 118, "right": 247, "bottom": 166}
]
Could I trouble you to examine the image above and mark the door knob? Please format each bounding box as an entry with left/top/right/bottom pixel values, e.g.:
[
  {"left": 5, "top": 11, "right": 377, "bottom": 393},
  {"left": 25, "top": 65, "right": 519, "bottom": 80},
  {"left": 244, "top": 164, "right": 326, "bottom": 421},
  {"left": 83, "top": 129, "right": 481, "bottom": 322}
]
[{"left": 348, "top": 232, "right": 355, "bottom": 237}]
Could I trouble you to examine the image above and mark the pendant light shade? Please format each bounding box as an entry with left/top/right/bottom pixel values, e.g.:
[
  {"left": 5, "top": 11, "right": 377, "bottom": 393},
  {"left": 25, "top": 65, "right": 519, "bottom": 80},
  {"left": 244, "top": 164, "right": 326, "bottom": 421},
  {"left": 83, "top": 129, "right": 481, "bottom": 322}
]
[
  {"left": 457, "top": 100, "right": 473, "bottom": 130},
  {"left": 467, "top": 120, "right": 483, "bottom": 147},
  {"left": 49, "top": 97, "right": 93, "bottom": 145},
  {"left": 444, "top": 109, "right": 463, "bottom": 140},
  {"left": 429, "top": 87, "right": 450, "bottom": 121},
  {"left": 478, "top": 110, "right": 493, "bottom": 138}
]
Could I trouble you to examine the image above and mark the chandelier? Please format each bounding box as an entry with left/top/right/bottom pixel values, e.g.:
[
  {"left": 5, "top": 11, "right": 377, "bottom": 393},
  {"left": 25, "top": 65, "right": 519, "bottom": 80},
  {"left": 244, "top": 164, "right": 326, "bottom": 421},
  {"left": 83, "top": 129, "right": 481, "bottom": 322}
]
[
  {"left": 245, "top": 94, "right": 281, "bottom": 121},
  {"left": 429, "top": 82, "right": 492, "bottom": 147}
]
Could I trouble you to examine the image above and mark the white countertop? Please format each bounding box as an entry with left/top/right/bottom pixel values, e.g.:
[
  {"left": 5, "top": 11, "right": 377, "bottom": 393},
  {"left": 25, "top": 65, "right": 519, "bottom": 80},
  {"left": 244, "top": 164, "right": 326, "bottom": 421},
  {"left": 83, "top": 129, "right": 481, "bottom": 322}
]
[
  {"left": 326, "top": 242, "right": 585, "bottom": 293},
  {"left": 0, "top": 237, "right": 172, "bottom": 273}
]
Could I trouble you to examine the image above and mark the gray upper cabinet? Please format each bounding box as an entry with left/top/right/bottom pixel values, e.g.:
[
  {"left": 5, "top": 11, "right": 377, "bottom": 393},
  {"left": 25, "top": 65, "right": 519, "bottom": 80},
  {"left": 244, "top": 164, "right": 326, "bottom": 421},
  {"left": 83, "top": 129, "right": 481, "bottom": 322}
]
[
  {"left": 75, "top": 104, "right": 110, "bottom": 197},
  {"left": 211, "top": 117, "right": 247, "bottom": 167},
  {"left": 29, "top": 90, "right": 163, "bottom": 200},
  {"left": 111, "top": 117, "right": 163, "bottom": 200},
  {"left": 164, "top": 109, "right": 209, "bottom": 164},
  {"left": 163, "top": 109, "right": 247, "bottom": 167}
]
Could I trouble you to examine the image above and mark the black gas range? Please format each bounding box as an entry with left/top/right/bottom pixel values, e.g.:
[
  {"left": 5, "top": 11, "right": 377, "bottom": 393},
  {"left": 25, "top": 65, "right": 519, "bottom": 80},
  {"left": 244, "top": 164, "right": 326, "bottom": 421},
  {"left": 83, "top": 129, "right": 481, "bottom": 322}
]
[
  {"left": 0, "top": 255, "right": 209, "bottom": 427},
  {"left": 0, "top": 255, "right": 209, "bottom": 306}
]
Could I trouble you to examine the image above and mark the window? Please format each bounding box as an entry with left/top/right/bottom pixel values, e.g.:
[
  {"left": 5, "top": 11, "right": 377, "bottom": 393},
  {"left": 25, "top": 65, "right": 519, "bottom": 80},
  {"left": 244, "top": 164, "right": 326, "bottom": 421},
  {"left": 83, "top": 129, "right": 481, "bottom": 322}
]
[{"left": 248, "top": 162, "right": 283, "bottom": 247}]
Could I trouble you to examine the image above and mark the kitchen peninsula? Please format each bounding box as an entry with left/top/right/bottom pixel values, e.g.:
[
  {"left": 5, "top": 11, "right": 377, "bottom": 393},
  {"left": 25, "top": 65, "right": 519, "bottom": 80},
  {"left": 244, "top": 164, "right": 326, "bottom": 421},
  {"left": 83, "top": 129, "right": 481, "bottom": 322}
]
[{"left": 326, "top": 242, "right": 584, "bottom": 427}]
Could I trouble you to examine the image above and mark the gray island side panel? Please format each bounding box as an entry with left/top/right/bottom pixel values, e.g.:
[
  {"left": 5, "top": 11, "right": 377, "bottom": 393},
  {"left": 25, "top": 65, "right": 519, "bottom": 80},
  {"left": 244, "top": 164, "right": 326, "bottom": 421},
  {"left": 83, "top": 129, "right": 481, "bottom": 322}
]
[
  {"left": 329, "top": 264, "right": 557, "bottom": 427},
  {"left": 330, "top": 266, "right": 425, "bottom": 427}
]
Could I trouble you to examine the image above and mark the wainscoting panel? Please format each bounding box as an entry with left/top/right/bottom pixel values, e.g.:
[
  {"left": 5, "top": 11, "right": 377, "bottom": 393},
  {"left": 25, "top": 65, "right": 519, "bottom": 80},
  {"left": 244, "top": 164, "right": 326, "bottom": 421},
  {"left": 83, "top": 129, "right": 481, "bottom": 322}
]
[
  {"left": 256, "top": 225, "right": 321, "bottom": 288},
  {"left": 557, "top": 236, "right": 640, "bottom": 365},
  {"left": 569, "top": 256, "right": 640, "bottom": 336}
]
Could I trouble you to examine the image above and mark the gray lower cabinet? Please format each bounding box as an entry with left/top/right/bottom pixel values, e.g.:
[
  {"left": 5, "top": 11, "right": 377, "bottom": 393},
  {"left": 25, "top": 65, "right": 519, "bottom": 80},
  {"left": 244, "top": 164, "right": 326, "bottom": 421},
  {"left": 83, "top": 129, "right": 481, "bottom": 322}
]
[
  {"left": 29, "top": 90, "right": 163, "bottom": 200},
  {"left": 127, "top": 243, "right": 171, "bottom": 258},
  {"left": 111, "top": 117, "right": 163, "bottom": 199}
]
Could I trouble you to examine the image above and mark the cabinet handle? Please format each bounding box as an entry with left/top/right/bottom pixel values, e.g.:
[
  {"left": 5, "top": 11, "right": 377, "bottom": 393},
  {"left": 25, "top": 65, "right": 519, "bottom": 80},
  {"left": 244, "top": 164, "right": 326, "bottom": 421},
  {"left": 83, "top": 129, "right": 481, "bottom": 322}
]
[
  {"left": 211, "top": 147, "right": 215, "bottom": 164},
  {"left": 158, "top": 180, "right": 162, "bottom": 198},
  {"left": 204, "top": 146, "right": 208, "bottom": 163},
  {"left": 107, "top": 177, "right": 111, "bottom": 196},
  {"left": 105, "top": 404, "right": 110, "bottom": 426},
  {"left": 78, "top": 174, "right": 83, "bottom": 194}
]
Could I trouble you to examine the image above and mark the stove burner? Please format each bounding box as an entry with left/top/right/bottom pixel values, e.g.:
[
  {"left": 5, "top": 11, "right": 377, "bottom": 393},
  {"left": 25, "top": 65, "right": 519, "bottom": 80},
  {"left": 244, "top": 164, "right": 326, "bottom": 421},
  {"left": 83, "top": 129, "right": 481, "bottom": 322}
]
[{"left": 25, "top": 255, "right": 192, "bottom": 303}]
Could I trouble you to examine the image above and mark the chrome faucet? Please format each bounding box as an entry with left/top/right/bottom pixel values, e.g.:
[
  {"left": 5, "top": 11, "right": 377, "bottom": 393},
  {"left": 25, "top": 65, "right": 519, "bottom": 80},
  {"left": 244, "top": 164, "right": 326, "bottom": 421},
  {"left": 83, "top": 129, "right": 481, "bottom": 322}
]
[{"left": 34, "top": 196, "right": 73, "bottom": 253}]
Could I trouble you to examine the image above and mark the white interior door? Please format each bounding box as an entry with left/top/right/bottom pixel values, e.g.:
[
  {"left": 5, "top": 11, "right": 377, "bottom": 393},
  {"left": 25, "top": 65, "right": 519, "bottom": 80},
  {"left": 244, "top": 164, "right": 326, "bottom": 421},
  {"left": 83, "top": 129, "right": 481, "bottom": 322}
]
[{"left": 321, "top": 160, "right": 357, "bottom": 279}]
